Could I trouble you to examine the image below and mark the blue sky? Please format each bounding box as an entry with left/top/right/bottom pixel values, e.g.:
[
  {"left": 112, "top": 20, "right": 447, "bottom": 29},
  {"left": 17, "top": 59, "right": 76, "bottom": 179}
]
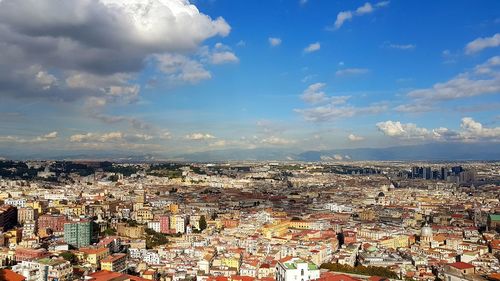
[{"left": 0, "top": 0, "right": 499, "bottom": 157}]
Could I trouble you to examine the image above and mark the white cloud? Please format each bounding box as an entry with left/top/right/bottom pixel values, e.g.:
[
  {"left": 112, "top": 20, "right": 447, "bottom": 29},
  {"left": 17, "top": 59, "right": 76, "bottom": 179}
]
[
  {"left": 185, "top": 133, "right": 216, "bottom": 140},
  {"left": 269, "top": 37, "right": 282, "bottom": 47},
  {"left": 0, "top": 132, "right": 59, "bottom": 143},
  {"left": 202, "top": 43, "right": 239, "bottom": 64},
  {"left": 465, "top": 33, "right": 500, "bottom": 54},
  {"left": 35, "top": 70, "right": 58, "bottom": 90},
  {"left": 304, "top": 42, "right": 320, "bottom": 53},
  {"left": 70, "top": 131, "right": 124, "bottom": 142},
  {"left": 301, "top": 83, "right": 328, "bottom": 104},
  {"left": 333, "top": 11, "right": 353, "bottom": 30},
  {"left": 154, "top": 43, "right": 238, "bottom": 82},
  {"left": 296, "top": 82, "right": 382, "bottom": 122},
  {"left": 301, "top": 83, "right": 350, "bottom": 105},
  {"left": 0, "top": 0, "right": 231, "bottom": 104},
  {"left": 385, "top": 42, "right": 416, "bottom": 50},
  {"left": 33, "top": 131, "right": 59, "bottom": 142},
  {"left": 160, "top": 131, "right": 172, "bottom": 140},
  {"left": 406, "top": 56, "right": 500, "bottom": 103},
  {"left": 70, "top": 133, "right": 95, "bottom": 143},
  {"left": 99, "top": 131, "right": 124, "bottom": 142},
  {"left": 209, "top": 140, "right": 227, "bottom": 147},
  {"left": 301, "top": 74, "right": 317, "bottom": 83},
  {"left": 0, "top": 136, "right": 22, "bottom": 143},
  {"left": 210, "top": 51, "right": 239, "bottom": 64},
  {"left": 375, "top": 1, "right": 390, "bottom": 7},
  {"left": 356, "top": 3, "right": 374, "bottom": 15},
  {"left": 335, "top": 68, "right": 369, "bottom": 76},
  {"left": 297, "top": 103, "right": 385, "bottom": 122},
  {"left": 156, "top": 53, "right": 211, "bottom": 83},
  {"left": 260, "top": 136, "right": 295, "bottom": 145},
  {"left": 128, "top": 134, "right": 154, "bottom": 141},
  {"left": 376, "top": 118, "right": 500, "bottom": 142},
  {"left": 331, "top": 1, "right": 389, "bottom": 30},
  {"left": 348, "top": 134, "right": 364, "bottom": 141},
  {"left": 43, "top": 131, "right": 58, "bottom": 139},
  {"left": 376, "top": 121, "right": 430, "bottom": 139},
  {"left": 396, "top": 56, "right": 500, "bottom": 113},
  {"left": 394, "top": 104, "right": 434, "bottom": 113},
  {"left": 460, "top": 117, "right": 500, "bottom": 140}
]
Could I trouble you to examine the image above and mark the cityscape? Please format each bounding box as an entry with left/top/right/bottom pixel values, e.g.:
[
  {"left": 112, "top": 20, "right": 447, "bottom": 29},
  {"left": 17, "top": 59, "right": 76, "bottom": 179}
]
[
  {"left": 0, "top": 160, "right": 498, "bottom": 281},
  {"left": 0, "top": 1, "right": 499, "bottom": 281}
]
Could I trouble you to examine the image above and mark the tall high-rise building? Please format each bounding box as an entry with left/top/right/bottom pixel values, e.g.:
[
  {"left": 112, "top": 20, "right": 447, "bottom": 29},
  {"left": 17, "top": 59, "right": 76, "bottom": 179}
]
[
  {"left": 451, "top": 166, "right": 463, "bottom": 175},
  {"left": 440, "top": 167, "right": 447, "bottom": 180},
  {"left": 411, "top": 166, "right": 420, "bottom": 178},
  {"left": 64, "top": 219, "right": 92, "bottom": 248}
]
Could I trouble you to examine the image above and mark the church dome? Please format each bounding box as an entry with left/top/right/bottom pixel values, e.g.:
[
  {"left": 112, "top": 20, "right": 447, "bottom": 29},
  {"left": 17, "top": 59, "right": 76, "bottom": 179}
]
[{"left": 421, "top": 224, "right": 433, "bottom": 237}]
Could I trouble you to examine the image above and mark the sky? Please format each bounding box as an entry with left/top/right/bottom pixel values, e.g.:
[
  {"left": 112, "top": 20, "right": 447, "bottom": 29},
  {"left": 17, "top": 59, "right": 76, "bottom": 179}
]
[{"left": 0, "top": 0, "right": 499, "bottom": 158}]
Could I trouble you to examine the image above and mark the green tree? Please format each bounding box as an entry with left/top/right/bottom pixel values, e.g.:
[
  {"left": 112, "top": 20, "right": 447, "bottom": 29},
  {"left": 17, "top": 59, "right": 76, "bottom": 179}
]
[
  {"left": 199, "top": 215, "right": 207, "bottom": 231},
  {"left": 109, "top": 175, "right": 119, "bottom": 182},
  {"left": 60, "top": 251, "right": 77, "bottom": 263},
  {"left": 145, "top": 228, "right": 169, "bottom": 249},
  {"left": 103, "top": 228, "right": 116, "bottom": 236}
]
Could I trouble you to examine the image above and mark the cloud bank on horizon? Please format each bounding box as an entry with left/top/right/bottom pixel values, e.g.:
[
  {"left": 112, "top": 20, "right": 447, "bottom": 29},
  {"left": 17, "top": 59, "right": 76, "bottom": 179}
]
[{"left": 0, "top": 0, "right": 499, "bottom": 157}]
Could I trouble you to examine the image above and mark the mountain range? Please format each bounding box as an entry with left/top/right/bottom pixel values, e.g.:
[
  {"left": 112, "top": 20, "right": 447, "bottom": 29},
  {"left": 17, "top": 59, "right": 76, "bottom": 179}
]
[{"left": 2, "top": 142, "right": 497, "bottom": 162}]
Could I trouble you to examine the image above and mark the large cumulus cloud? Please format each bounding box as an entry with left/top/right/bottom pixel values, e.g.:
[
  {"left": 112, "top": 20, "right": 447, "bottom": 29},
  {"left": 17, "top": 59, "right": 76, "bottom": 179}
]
[{"left": 0, "top": 0, "right": 230, "bottom": 101}]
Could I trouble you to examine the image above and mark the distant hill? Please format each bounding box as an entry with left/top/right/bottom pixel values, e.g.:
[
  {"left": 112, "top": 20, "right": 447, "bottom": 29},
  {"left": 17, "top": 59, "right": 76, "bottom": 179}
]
[
  {"left": 1, "top": 142, "right": 499, "bottom": 162},
  {"left": 295, "top": 142, "right": 500, "bottom": 161},
  {"left": 176, "top": 142, "right": 500, "bottom": 162}
]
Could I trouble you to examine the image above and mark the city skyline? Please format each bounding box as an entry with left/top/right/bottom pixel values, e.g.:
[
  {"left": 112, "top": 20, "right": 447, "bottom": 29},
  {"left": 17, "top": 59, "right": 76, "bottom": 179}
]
[{"left": 0, "top": 0, "right": 499, "bottom": 158}]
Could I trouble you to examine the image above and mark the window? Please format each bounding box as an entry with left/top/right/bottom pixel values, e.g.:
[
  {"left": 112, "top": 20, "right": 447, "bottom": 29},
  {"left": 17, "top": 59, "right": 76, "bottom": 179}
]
[{"left": 301, "top": 269, "right": 304, "bottom": 275}]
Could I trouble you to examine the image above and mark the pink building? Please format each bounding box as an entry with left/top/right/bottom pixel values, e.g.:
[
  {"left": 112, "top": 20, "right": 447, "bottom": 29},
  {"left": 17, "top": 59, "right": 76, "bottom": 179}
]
[{"left": 159, "top": 216, "right": 170, "bottom": 234}]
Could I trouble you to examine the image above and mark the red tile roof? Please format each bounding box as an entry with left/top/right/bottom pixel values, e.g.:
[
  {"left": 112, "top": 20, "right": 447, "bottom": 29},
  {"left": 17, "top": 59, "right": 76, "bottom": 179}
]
[
  {"left": 231, "top": 275, "right": 255, "bottom": 281},
  {"left": 0, "top": 269, "right": 26, "bottom": 281},
  {"left": 318, "top": 272, "right": 362, "bottom": 281},
  {"left": 87, "top": 270, "right": 149, "bottom": 281},
  {"left": 448, "top": 262, "right": 475, "bottom": 270},
  {"left": 368, "top": 277, "right": 390, "bottom": 281}
]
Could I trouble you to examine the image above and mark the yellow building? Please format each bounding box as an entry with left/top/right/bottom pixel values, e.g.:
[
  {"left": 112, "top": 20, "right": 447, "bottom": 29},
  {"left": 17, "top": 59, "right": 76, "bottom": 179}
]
[
  {"left": 169, "top": 204, "right": 179, "bottom": 214},
  {"left": 378, "top": 235, "right": 410, "bottom": 249},
  {"left": 262, "top": 221, "right": 289, "bottom": 239},
  {"left": 66, "top": 205, "right": 86, "bottom": 216},
  {"left": 207, "top": 219, "right": 223, "bottom": 230},
  {"left": 79, "top": 247, "right": 110, "bottom": 266},
  {"left": 116, "top": 223, "right": 145, "bottom": 239},
  {"left": 288, "top": 220, "right": 312, "bottom": 230},
  {"left": 26, "top": 201, "right": 43, "bottom": 214},
  {"left": 359, "top": 209, "right": 377, "bottom": 221},
  {"left": 101, "top": 253, "right": 127, "bottom": 272},
  {"left": 135, "top": 208, "right": 153, "bottom": 223},
  {"left": 0, "top": 193, "right": 9, "bottom": 200},
  {"left": 222, "top": 257, "right": 240, "bottom": 270}
]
